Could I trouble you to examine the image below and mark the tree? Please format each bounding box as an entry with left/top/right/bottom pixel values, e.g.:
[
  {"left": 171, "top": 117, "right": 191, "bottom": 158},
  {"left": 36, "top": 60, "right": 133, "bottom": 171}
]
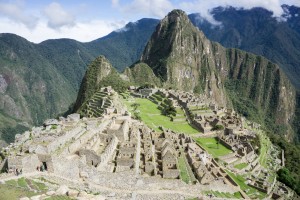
[
  {"left": 131, "top": 103, "right": 140, "bottom": 111},
  {"left": 277, "top": 168, "right": 297, "bottom": 190}
]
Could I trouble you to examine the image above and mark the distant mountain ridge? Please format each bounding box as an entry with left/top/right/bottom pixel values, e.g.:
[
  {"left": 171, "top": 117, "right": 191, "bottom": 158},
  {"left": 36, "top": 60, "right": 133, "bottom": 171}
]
[
  {"left": 75, "top": 10, "right": 296, "bottom": 142},
  {"left": 1, "top": 5, "right": 300, "bottom": 145},
  {"left": 189, "top": 5, "right": 300, "bottom": 89},
  {"left": 0, "top": 18, "right": 157, "bottom": 144}
]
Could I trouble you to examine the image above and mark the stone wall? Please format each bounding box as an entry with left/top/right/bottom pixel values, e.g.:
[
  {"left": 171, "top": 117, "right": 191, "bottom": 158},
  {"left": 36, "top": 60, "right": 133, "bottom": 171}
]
[
  {"left": 62, "top": 119, "right": 110, "bottom": 155},
  {"left": 22, "top": 154, "right": 40, "bottom": 173},
  {"left": 78, "top": 149, "right": 101, "bottom": 167},
  {"left": 47, "top": 126, "right": 85, "bottom": 153},
  {"left": 52, "top": 156, "right": 80, "bottom": 179},
  {"left": 7, "top": 156, "right": 22, "bottom": 170},
  {"left": 163, "top": 169, "right": 180, "bottom": 179},
  {"left": 97, "top": 136, "right": 118, "bottom": 170}
]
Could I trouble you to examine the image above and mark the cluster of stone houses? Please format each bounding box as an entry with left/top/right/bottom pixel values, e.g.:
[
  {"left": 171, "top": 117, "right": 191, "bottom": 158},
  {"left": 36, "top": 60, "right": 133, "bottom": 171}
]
[{"left": 2, "top": 87, "right": 293, "bottom": 200}]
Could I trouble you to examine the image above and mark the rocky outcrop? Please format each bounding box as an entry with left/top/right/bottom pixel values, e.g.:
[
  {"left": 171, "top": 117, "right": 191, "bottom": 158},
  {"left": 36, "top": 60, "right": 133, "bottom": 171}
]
[
  {"left": 123, "top": 63, "right": 161, "bottom": 87},
  {"left": 141, "top": 10, "right": 228, "bottom": 106},
  {"left": 74, "top": 56, "right": 114, "bottom": 111}
]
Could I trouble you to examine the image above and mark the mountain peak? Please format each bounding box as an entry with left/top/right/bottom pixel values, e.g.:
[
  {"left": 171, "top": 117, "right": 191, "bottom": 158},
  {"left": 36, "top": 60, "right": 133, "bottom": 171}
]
[
  {"left": 167, "top": 9, "right": 188, "bottom": 19},
  {"left": 161, "top": 9, "right": 193, "bottom": 29}
]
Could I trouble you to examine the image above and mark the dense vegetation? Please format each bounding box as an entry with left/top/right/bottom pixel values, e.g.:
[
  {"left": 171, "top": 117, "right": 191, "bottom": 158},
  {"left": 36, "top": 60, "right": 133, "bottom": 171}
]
[
  {"left": 268, "top": 133, "right": 300, "bottom": 194},
  {"left": 0, "top": 19, "right": 158, "bottom": 144},
  {"left": 189, "top": 6, "right": 300, "bottom": 89}
]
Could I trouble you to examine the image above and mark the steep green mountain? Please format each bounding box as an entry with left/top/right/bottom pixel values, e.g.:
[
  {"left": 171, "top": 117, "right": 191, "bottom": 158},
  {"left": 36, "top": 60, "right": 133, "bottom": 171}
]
[
  {"left": 123, "top": 62, "right": 162, "bottom": 86},
  {"left": 138, "top": 9, "right": 296, "bottom": 138},
  {"left": 189, "top": 5, "right": 300, "bottom": 89},
  {"left": 85, "top": 18, "right": 159, "bottom": 71},
  {"left": 0, "top": 19, "right": 158, "bottom": 145},
  {"left": 37, "top": 39, "right": 95, "bottom": 90},
  {"left": 74, "top": 55, "right": 130, "bottom": 113},
  {"left": 0, "top": 34, "right": 76, "bottom": 143}
]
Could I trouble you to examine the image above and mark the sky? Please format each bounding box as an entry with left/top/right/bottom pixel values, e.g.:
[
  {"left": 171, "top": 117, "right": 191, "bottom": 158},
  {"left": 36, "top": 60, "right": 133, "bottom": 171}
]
[{"left": 0, "top": 0, "right": 299, "bottom": 43}]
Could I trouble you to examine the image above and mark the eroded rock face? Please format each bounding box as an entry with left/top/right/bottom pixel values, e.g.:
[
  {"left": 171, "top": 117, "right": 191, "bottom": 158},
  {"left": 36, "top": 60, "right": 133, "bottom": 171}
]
[
  {"left": 0, "top": 95, "right": 24, "bottom": 119},
  {"left": 0, "top": 74, "right": 8, "bottom": 93}
]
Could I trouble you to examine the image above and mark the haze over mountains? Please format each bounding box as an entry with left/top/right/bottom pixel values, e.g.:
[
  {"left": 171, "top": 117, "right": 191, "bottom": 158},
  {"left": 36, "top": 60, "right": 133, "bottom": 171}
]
[{"left": 0, "top": 5, "right": 300, "bottom": 145}]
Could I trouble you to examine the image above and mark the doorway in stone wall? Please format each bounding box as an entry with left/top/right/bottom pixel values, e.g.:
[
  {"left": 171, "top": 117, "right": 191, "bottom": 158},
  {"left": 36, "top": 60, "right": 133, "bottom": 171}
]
[{"left": 42, "top": 162, "right": 48, "bottom": 171}]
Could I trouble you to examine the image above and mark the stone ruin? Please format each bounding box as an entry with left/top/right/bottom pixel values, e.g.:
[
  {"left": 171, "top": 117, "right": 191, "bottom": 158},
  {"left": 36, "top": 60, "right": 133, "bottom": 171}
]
[
  {"left": 1, "top": 87, "right": 293, "bottom": 200},
  {"left": 2, "top": 90, "right": 235, "bottom": 191}
]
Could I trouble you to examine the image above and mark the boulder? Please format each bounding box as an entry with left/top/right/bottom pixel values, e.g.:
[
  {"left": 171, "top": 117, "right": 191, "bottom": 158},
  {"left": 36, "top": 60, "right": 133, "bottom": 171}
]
[
  {"left": 80, "top": 171, "right": 89, "bottom": 178},
  {"left": 30, "top": 195, "right": 41, "bottom": 200},
  {"left": 77, "top": 191, "right": 88, "bottom": 197},
  {"left": 19, "top": 197, "right": 30, "bottom": 200},
  {"left": 91, "top": 195, "right": 106, "bottom": 200},
  {"left": 46, "top": 191, "right": 56, "bottom": 196},
  {"left": 67, "top": 189, "right": 79, "bottom": 197},
  {"left": 56, "top": 185, "right": 69, "bottom": 195}
]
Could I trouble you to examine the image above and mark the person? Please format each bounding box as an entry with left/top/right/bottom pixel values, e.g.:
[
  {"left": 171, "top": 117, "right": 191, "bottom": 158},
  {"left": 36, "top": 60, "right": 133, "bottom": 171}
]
[
  {"left": 16, "top": 168, "right": 19, "bottom": 176},
  {"left": 20, "top": 169, "right": 22, "bottom": 175}
]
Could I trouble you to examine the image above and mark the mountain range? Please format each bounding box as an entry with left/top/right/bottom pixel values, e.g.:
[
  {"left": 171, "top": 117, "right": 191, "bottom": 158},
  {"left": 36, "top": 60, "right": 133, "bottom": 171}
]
[
  {"left": 75, "top": 9, "right": 296, "bottom": 141},
  {"left": 1, "top": 5, "right": 300, "bottom": 146}
]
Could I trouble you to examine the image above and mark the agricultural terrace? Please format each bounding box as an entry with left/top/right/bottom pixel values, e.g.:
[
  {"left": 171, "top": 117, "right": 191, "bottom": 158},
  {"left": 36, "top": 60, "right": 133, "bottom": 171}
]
[{"left": 194, "top": 137, "right": 232, "bottom": 158}]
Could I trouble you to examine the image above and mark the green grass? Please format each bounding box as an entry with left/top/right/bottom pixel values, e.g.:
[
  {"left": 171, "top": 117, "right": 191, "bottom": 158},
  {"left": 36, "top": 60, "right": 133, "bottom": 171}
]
[
  {"left": 0, "top": 183, "right": 39, "bottom": 199},
  {"left": 194, "top": 137, "right": 232, "bottom": 158},
  {"left": 31, "top": 180, "right": 48, "bottom": 191},
  {"left": 204, "top": 190, "right": 243, "bottom": 199},
  {"left": 17, "top": 177, "right": 28, "bottom": 188},
  {"left": 234, "top": 163, "right": 248, "bottom": 170},
  {"left": 5, "top": 179, "right": 18, "bottom": 186},
  {"left": 178, "top": 155, "right": 191, "bottom": 183},
  {"left": 178, "top": 151, "right": 197, "bottom": 184},
  {"left": 122, "top": 97, "right": 198, "bottom": 134},
  {"left": 258, "top": 131, "right": 270, "bottom": 168},
  {"left": 225, "top": 170, "right": 267, "bottom": 199}
]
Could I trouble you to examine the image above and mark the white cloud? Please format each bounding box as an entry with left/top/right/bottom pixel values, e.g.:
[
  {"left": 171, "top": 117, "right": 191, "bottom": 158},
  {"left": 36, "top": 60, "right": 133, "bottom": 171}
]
[
  {"left": 112, "top": 0, "right": 119, "bottom": 8},
  {"left": 179, "top": 0, "right": 299, "bottom": 24},
  {"left": 0, "top": 1, "right": 38, "bottom": 29},
  {"left": 118, "top": 0, "right": 174, "bottom": 18},
  {"left": 0, "top": 17, "right": 126, "bottom": 43},
  {"left": 43, "top": 2, "right": 75, "bottom": 29}
]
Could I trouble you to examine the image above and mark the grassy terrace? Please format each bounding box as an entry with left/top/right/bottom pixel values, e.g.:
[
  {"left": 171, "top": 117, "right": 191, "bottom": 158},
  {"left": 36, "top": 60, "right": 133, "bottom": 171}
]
[
  {"left": 204, "top": 190, "right": 243, "bottom": 199},
  {"left": 234, "top": 162, "right": 248, "bottom": 170},
  {"left": 257, "top": 130, "right": 271, "bottom": 168},
  {"left": 122, "top": 97, "right": 198, "bottom": 134},
  {"left": 194, "top": 137, "right": 232, "bottom": 158},
  {"left": 178, "top": 150, "right": 197, "bottom": 184},
  {"left": 225, "top": 170, "right": 267, "bottom": 199},
  {"left": 1, "top": 177, "right": 48, "bottom": 199}
]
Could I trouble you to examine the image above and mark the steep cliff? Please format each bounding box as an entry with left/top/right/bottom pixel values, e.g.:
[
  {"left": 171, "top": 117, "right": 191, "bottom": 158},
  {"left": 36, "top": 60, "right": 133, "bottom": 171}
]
[
  {"left": 141, "top": 10, "right": 228, "bottom": 106},
  {"left": 140, "top": 10, "right": 296, "bottom": 137}
]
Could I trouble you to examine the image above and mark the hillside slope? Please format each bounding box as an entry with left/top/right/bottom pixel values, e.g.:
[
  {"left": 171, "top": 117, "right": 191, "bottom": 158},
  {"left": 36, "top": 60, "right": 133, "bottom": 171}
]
[
  {"left": 0, "top": 34, "right": 76, "bottom": 143},
  {"left": 189, "top": 5, "right": 300, "bottom": 89}
]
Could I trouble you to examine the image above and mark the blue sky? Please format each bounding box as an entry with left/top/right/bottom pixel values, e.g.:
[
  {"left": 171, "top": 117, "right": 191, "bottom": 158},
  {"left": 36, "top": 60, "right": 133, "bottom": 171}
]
[{"left": 0, "top": 0, "right": 299, "bottom": 43}]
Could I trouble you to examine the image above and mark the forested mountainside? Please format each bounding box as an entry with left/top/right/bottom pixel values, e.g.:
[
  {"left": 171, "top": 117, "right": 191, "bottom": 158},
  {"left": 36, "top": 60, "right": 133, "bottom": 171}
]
[
  {"left": 189, "top": 5, "right": 300, "bottom": 89},
  {"left": 0, "top": 18, "right": 157, "bottom": 145}
]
